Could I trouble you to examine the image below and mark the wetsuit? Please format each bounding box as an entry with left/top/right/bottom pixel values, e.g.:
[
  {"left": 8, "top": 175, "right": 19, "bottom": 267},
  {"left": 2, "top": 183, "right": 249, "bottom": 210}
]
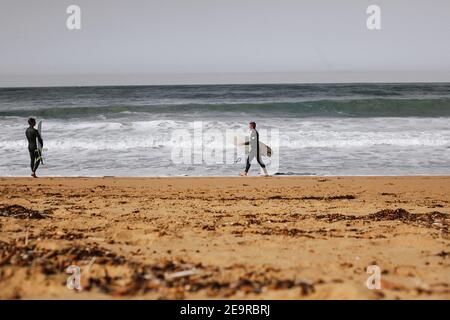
[
  {"left": 244, "top": 128, "right": 268, "bottom": 174},
  {"left": 26, "top": 126, "right": 43, "bottom": 172}
]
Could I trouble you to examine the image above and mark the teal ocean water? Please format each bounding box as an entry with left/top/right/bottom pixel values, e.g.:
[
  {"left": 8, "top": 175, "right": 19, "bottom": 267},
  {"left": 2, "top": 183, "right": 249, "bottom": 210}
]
[{"left": 0, "top": 83, "right": 449, "bottom": 176}]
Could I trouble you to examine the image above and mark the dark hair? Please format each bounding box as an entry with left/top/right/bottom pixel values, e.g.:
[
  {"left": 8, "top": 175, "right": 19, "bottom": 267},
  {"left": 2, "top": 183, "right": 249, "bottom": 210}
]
[
  {"left": 28, "top": 117, "right": 36, "bottom": 126},
  {"left": 249, "top": 121, "right": 256, "bottom": 129}
]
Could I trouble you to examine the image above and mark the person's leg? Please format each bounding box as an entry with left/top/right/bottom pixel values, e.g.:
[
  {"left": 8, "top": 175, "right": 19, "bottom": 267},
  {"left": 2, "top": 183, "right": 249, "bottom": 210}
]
[
  {"left": 245, "top": 155, "right": 252, "bottom": 173},
  {"left": 29, "top": 149, "right": 35, "bottom": 172},
  {"left": 256, "top": 154, "right": 269, "bottom": 176},
  {"left": 34, "top": 150, "right": 41, "bottom": 171},
  {"left": 240, "top": 155, "right": 253, "bottom": 176},
  {"left": 31, "top": 149, "right": 40, "bottom": 177}
]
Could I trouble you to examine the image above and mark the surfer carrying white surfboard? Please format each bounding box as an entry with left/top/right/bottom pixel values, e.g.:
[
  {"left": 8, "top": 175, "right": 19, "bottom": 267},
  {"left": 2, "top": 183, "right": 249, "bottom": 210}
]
[
  {"left": 25, "top": 118, "right": 43, "bottom": 178},
  {"left": 240, "top": 122, "right": 269, "bottom": 177}
]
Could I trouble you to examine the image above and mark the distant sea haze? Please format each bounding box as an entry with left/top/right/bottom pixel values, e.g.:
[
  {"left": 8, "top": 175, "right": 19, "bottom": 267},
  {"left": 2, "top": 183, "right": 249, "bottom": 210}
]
[{"left": 0, "top": 83, "right": 449, "bottom": 176}]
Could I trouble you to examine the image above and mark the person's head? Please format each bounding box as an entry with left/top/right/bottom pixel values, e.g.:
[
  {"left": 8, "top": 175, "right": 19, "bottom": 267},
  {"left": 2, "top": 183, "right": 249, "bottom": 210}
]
[
  {"left": 28, "top": 117, "right": 36, "bottom": 127},
  {"left": 249, "top": 121, "right": 256, "bottom": 129}
]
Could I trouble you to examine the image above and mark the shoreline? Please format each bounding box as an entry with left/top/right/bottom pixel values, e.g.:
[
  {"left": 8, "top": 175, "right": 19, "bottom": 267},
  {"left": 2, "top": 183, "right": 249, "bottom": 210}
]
[
  {"left": 0, "top": 176, "right": 449, "bottom": 299},
  {"left": 1, "top": 174, "right": 450, "bottom": 178}
]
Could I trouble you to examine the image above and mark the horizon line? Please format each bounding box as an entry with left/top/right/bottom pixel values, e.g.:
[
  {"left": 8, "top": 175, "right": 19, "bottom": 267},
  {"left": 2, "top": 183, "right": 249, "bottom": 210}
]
[
  {"left": 2, "top": 80, "right": 450, "bottom": 90},
  {"left": 1, "top": 71, "right": 450, "bottom": 88}
]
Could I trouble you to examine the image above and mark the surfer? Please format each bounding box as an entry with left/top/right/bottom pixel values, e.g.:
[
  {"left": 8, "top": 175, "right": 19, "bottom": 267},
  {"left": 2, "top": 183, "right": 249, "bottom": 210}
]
[
  {"left": 240, "top": 122, "right": 269, "bottom": 177},
  {"left": 25, "top": 118, "right": 43, "bottom": 178}
]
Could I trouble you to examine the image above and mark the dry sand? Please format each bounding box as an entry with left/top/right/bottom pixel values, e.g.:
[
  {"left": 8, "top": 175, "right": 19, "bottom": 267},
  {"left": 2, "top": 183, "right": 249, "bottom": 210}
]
[{"left": 0, "top": 176, "right": 449, "bottom": 299}]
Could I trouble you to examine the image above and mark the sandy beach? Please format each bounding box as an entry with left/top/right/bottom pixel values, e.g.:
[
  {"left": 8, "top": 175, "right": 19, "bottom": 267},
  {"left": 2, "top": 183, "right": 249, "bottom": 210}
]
[{"left": 0, "top": 176, "right": 449, "bottom": 299}]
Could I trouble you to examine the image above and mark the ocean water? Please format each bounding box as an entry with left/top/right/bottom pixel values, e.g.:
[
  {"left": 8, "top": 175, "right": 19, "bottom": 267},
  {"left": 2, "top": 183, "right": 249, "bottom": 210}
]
[{"left": 0, "top": 83, "right": 449, "bottom": 176}]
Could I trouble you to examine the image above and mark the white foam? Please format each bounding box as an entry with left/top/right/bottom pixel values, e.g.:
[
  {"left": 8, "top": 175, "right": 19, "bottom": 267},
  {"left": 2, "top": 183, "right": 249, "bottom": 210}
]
[{"left": 1, "top": 117, "right": 449, "bottom": 176}]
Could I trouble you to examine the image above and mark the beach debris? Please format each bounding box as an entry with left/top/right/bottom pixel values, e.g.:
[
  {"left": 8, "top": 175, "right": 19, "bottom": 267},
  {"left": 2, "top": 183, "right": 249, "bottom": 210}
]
[
  {"left": 366, "top": 208, "right": 412, "bottom": 221},
  {"left": 314, "top": 209, "right": 449, "bottom": 233},
  {"left": 165, "top": 268, "right": 199, "bottom": 280},
  {"left": 173, "top": 194, "right": 356, "bottom": 201},
  {"left": 24, "top": 228, "right": 29, "bottom": 246},
  {"left": 0, "top": 239, "right": 318, "bottom": 298},
  {"left": 250, "top": 208, "right": 448, "bottom": 240},
  {"left": 302, "top": 195, "right": 356, "bottom": 201},
  {"left": 255, "top": 227, "right": 315, "bottom": 238},
  {"left": 0, "top": 205, "right": 52, "bottom": 219},
  {"left": 202, "top": 225, "right": 216, "bottom": 231},
  {"left": 315, "top": 213, "right": 357, "bottom": 223},
  {"left": 82, "top": 257, "right": 97, "bottom": 274},
  {"left": 267, "top": 195, "right": 356, "bottom": 201},
  {"left": 436, "top": 251, "right": 449, "bottom": 258}
]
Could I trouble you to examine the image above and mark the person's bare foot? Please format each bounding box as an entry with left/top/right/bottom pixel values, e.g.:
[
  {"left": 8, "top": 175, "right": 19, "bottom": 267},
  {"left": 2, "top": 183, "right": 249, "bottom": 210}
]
[
  {"left": 239, "top": 171, "right": 247, "bottom": 176},
  {"left": 31, "top": 173, "right": 37, "bottom": 178}
]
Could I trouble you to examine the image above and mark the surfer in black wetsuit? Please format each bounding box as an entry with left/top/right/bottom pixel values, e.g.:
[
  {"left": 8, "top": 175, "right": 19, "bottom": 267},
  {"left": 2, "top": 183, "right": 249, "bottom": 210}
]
[
  {"left": 240, "top": 122, "right": 269, "bottom": 176},
  {"left": 25, "top": 118, "right": 43, "bottom": 178}
]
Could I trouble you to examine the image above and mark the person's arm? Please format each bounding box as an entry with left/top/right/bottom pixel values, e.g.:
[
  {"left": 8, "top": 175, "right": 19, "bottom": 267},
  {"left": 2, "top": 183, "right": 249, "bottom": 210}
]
[
  {"left": 36, "top": 129, "right": 43, "bottom": 147},
  {"left": 249, "top": 130, "right": 257, "bottom": 148},
  {"left": 245, "top": 130, "right": 257, "bottom": 145}
]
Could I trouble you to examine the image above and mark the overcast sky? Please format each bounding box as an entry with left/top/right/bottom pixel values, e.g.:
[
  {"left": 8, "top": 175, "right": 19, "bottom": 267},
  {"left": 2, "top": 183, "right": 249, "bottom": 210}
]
[{"left": 0, "top": 0, "right": 449, "bottom": 86}]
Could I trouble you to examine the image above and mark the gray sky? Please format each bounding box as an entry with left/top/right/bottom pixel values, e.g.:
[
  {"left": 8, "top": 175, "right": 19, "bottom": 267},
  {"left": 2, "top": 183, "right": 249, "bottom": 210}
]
[{"left": 1, "top": 0, "right": 449, "bottom": 86}]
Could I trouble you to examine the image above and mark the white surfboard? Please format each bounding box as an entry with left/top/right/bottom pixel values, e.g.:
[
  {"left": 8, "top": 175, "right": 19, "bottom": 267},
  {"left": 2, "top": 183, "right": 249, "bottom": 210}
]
[
  {"left": 37, "top": 120, "right": 44, "bottom": 165},
  {"left": 233, "top": 136, "right": 272, "bottom": 157}
]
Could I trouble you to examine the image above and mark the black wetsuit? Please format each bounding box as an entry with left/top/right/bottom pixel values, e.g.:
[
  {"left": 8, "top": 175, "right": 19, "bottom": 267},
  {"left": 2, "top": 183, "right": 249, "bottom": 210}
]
[
  {"left": 26, "top": 126, "right": 43, "bottom": 172},
  {"left": 244, "top": 129, "right": 266, "bottom": 173}
]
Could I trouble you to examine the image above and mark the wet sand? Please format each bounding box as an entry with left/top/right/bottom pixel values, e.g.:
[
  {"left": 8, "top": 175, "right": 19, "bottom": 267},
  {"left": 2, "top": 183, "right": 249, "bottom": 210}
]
[{"left": 0, "top": 176, "right": 449, "bottom": 299}]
